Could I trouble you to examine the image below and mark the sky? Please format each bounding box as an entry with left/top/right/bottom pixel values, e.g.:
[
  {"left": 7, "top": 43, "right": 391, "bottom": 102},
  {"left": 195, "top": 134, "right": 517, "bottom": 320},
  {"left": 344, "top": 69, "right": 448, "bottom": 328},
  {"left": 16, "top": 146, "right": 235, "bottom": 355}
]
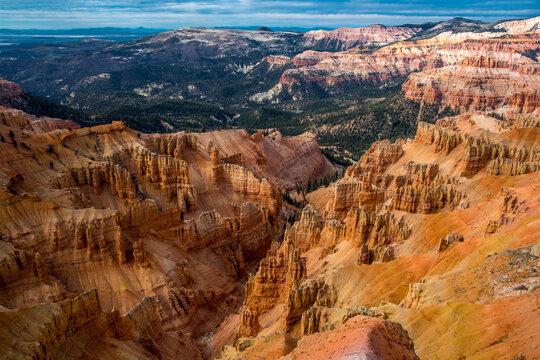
[{"left": 0, "top": 0, "right": 538, "bottom": 30}]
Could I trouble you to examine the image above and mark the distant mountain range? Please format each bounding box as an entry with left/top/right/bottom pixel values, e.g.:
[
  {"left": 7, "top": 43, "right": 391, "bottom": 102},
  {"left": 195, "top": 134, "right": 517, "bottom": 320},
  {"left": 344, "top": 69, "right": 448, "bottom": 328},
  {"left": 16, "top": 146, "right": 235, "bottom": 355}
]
[
  {"left": 0, "top": 16, "right": 538, "bottom": 160},
  {"left": 0, "top": 27, "right": 170, "bottom": 50}
]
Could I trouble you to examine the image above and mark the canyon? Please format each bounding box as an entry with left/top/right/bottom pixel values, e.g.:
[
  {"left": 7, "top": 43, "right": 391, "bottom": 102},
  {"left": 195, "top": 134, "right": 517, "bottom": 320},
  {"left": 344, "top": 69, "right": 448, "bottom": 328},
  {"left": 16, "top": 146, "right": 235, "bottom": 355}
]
[
  {"left": 220, "top": 112, "right": 540, "bottom": 359},
  {"left": 0, "top": 14, "right": 539, "bottom": 360},
  {"left": 257, "top": 16, "right": 540, "bottom": 118},
  {"left": 0, "top": 102, "right": 333, "bottom": 359},
  {"left": 2, "top": 16, "right": 539, "bottom": 161},
  {"left": 1, "top": 82, "right": 539, "bottom": 358}
]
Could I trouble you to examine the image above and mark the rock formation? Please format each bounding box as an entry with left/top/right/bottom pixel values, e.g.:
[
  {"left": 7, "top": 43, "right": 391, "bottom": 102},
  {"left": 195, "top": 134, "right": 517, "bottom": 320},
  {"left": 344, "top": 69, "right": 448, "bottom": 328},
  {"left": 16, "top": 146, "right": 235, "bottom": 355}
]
[
  {"left": 221, "top": 111, "right": 540, "bottom": 360},
  {"left": 461, "top": 133, "right": 540, "bottom": 177},
  {"left": 301, "top": 25, "right": 422, "bottom": 50},
  {"left": 252, "top": 17, "right": 540, "bottom": 121},
  {"left": 389, "top": 184, "right": 465, "bottom": 213},
  {"left": 415, "top": 121, "right": 462, "bottom": 154},
  {"left": 282, "top": 315, "right": 420, "bottom": 360},
  {"left": 0, "top": 102, "right": 339, "bottom": 359},
  {"left": 403, "top": 37, "right": 540, "bottom": 117},
  {"left": 197, "top": 129, "right": 335, "bottom": 191},
  {"left": 2, "top": 17, "right": 540, "bottom": 358},
  {"left": 437, "top": 233, "right": 464, "bottom": 252},
  {"left": 242, "top": 239, "right": 306, "bottom": 313}
]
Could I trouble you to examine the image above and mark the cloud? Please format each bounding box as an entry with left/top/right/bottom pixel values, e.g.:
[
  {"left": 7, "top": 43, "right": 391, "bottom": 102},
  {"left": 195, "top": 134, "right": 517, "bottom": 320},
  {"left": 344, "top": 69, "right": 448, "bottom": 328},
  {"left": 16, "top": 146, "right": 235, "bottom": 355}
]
[{"left": 0, "top": 0, "right": 538, "bottom": 29}]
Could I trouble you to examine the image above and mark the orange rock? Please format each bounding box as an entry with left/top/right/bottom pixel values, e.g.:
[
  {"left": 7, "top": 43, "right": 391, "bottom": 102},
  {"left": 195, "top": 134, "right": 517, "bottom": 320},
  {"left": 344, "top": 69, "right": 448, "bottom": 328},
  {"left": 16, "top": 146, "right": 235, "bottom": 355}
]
[{"left": 282, "top": 315, "right": 419, "bottom": 360}]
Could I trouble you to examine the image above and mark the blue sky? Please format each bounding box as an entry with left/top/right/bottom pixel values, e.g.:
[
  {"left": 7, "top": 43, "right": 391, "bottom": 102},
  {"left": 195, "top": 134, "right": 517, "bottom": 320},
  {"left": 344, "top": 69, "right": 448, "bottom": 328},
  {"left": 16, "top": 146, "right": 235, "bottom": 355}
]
[{"left": 0, "top": 0, "right": 538, "bottom": 29}]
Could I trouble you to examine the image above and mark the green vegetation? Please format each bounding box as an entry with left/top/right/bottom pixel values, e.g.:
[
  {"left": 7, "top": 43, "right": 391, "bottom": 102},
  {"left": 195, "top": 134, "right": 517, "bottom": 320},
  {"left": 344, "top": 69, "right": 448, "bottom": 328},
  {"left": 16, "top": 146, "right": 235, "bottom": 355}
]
[
  {"left": 1, "top": 90, "right": 236, "bottom": 133},
  {"left": 312, "top": 94, "right": 457, "bottom": 159},
  {"left": 295, "top": 170, "right": 344, "bottom": 196},
  {"left": 282, "top": 192, "right": 305, "bottom": 210},
  {"left": 73, "top": 92, "right": 236, "bottom": 133},
  {"left": 232, "top": 91, "right": 457, "bottom": 161},
  {"left": 1, "top": 93, "right": 97, "bottom": 127},
  {"left": 2, "top": 77, "right": 458, "bottom": 162}
]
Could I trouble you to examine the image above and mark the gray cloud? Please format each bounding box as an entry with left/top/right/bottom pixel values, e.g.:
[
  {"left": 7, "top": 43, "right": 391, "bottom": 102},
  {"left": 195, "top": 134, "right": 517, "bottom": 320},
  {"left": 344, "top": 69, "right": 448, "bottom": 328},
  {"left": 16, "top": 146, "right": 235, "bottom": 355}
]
[{"left": 0, "top": 0, "right": 538, "bottom": 28}]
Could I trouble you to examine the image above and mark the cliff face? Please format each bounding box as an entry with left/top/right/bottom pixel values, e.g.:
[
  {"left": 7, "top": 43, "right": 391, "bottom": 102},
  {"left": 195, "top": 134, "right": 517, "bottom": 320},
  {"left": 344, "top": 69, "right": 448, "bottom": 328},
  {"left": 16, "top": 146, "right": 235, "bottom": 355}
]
[
  {"left": 242, "top": 239, "right": 306, "bottom": 312},
  {"left": 252, "top": 17, "right": 540, "bottom": 120},
  {"left": 282, "top": 204, "right": 410, "bottom": 257},
  {"left": 402, "top": 34, "right": 540, "bottom": 116},
  {"left": 282, "top": 315, "right": 420, "bottom": 360},
  {"left": 388, "top": 184, "right": 465, "bottom": 213},
  {"left": 222, "top": 113, "right": 540, "bottom": 360},
  {"left": 0, "top": 102, "right": 337, "bottom": 359},
  {"left": 278, "top": 41, "right": 429, "bottom": 90},
  {"left": 0, "top": 78, "right": 25, "bottom": 97},
  {"left": 415, "top": 121, "right": 462, "bottom": 154},
  {"left": 301, "top": 25, "right": 421, "bottom": 50},
  {"left": 237, "top": 239, "right": 307, "bottom": 338},
  {"left": 0, "top": 289, "right": 180, "bottom": 359},
  {"left": 196, "top": 129, "right": 335, "bottom": 191}
]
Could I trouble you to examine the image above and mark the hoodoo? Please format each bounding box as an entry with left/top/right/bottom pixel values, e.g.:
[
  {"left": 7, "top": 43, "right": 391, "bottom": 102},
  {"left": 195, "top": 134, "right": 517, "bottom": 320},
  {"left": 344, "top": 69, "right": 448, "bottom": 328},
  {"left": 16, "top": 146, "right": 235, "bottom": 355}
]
[{"left": 0, "top": 11, "right": 539, "bottom": 360}]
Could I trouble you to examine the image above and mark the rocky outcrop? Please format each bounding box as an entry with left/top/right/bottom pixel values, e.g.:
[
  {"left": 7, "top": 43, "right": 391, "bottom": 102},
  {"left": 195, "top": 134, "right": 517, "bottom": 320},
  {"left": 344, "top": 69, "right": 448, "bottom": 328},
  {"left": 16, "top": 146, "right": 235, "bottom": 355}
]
[
  {"left": 395, "top": 162, "right": 439, "bottom": 187},
  {"left": 239, "top": 201, "right": 273, "bottom": 259},
  {"left": 389, "top": 185, "right": 465, "bottom": 213},
  {"left": 144, "top": 132, "right": 197, "bottom": 157},
  {"left": 238, "top": 239, "right": 307, "bottom": 338},
  {"left": 0, "top": 247, "right": 49, "bottom": 287},
  {"left": 291, "top": 50, "right": 334, "bottom": 67},
  {"left": 0, "top": 106, "right": 79, "bottom": 132},
  {"left": 237, "top": 306, "right": 261, "bottom": 338},
  {"left": 500, "top": 189, "right": 524, "bottom": 215},
  {"left": 0, "top": 289, "right": 101, "bottom": 359},
  {"left": 432, "top": 174, "right": 460, "bottom": 186},
  {"left": 168, "top": 286, "right": 218, "bottom": 322},
  {"left": 507, "top": 90, "right": 540, "bottom": 115},
  {"left": 0, "top": 78, "right": 25, "bottom": 99},
  {"left": 284, "top": 279, "right": 336, "bottom": 329},
  {"left": 301, "top": 25, "right": 421, "bottom": 50},
  {"left": 260, "top": 55, "right": 292, "bottom": 70},
  {"left": 461, "top": 135, "right": 540, "bottom": 177},
  {"left": 415, "top": 122, "right": 462, "bottom": 154},
  {"left": 56, "top": 162, "right": 137, "bottom": 201},
  {"left": 212, "top": 163, "right": 282, "bottom": 222},
  {"left": 486, "top": 157, "right": 540, "bottom": 176},
  {"left": 0, "top": 289, "right": 167, "bottom": 359},
  {"left": 134, "top": 148, "right": 190, "bottom": 200},
  {"left": 514, "top": 115, "right": 540, "bottom": 128},
  {"left": 345, "top": 207, "right": 411, "bottom": 250},
  {"left": 438, "top": 233, "right": 464, "bottom": 252},
  {"left": 243, "top": 239, "right": 306, "bottom": 313},
  {"left": 168, "top": 217, "right": 245, "bottom": 280},
  {"left": 197, "top": 129, "right": 334, "bottom": 191},
  {"left": 282, "top": 315, "right": 420, "bottom": 360},
  {"left": 108, "top": 296, "right": 163, "bottom": 353},
  {"left": 301, "top": 306, "right": 332, "bottom": 336},
  {"left": 345, "top": 139, "right": 404, "bottom": 177},
  {"left": 326, "top": 180, "right": 386, "bottom": 218},
  {"left": 299, "top": 306, "right": 377, "bottom": 337},
  {"left": 485, "top": 220, "right": 500, "bottom": 234},
  {"left": 283, "top": 205, "right": 409, "bottom": 263},
  {"left": 283, "top": 205, "right": 324, "bottom": 251}
]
